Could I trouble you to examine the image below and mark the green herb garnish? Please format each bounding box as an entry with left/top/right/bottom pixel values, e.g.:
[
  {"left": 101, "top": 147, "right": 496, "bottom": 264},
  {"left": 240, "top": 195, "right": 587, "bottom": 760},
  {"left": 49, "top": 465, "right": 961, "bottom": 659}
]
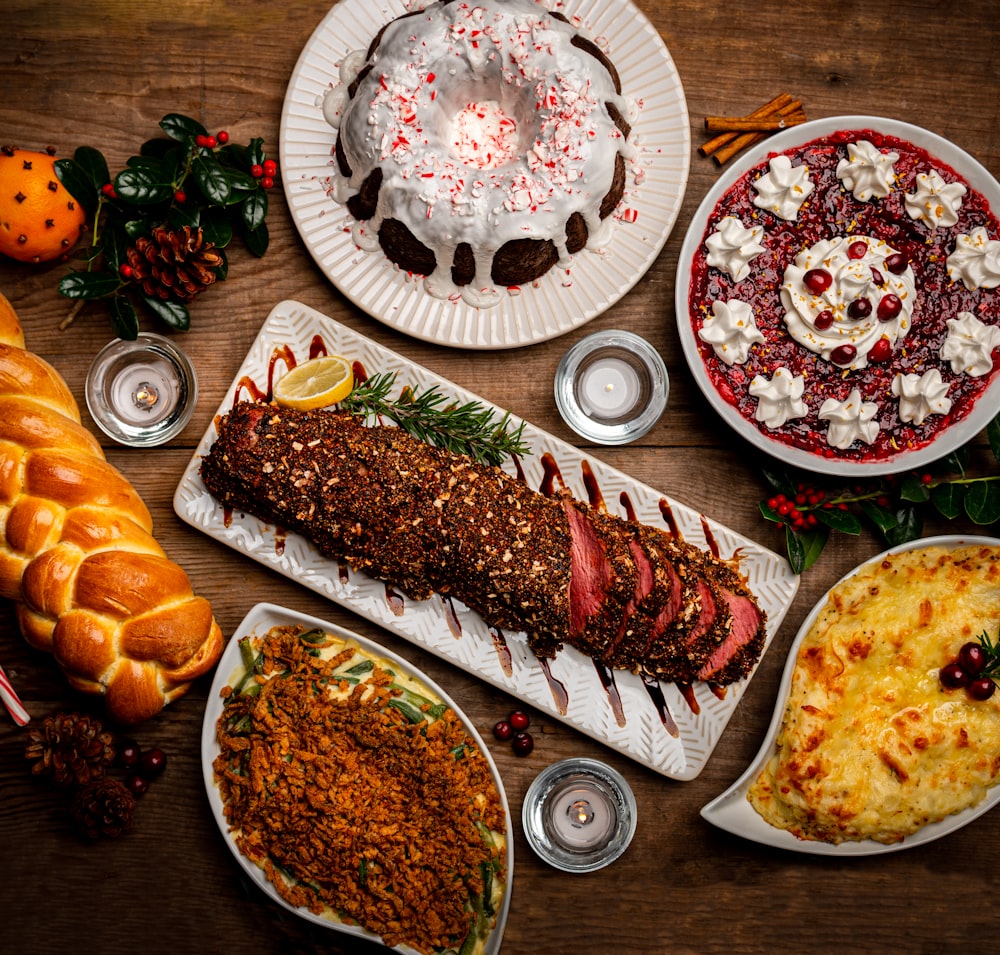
[{"left": 341, "top": 370, "right": 530, "bottom": 467}]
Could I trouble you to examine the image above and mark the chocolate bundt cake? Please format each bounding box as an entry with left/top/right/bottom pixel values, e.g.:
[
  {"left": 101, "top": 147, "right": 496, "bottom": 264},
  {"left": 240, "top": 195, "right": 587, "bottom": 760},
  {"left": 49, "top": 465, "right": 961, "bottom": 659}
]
[{"left": 323, "top": 0, "right": 634, "bottom": 306}]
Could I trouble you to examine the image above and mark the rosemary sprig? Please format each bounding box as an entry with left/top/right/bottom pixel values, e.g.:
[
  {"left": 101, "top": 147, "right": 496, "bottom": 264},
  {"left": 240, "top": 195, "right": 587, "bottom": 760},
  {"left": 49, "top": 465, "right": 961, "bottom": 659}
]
[{"left": 341, "top": 371, "right": 531, "bottom": 468}]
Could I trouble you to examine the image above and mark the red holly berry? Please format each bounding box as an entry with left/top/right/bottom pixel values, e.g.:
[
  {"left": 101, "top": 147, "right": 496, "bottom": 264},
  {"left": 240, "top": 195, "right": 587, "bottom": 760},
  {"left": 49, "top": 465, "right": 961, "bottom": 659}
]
[
  {"left": 261, "top": 176, "right": 275, "bottom": 189},
  {"left": 262, "top": 159, "right": 278, "bottom": 177},
  {"left": 118, "top": 264, "right": 133, "bottom": 279},
  {"left": 174, "top": 190, "right": 187, "bottom": 204},
  {"left": 216, "top": 130, "right": 230, "bottom": 144},
  {"left": 251, "top": 164, "right": 264, "bottom": 179}
]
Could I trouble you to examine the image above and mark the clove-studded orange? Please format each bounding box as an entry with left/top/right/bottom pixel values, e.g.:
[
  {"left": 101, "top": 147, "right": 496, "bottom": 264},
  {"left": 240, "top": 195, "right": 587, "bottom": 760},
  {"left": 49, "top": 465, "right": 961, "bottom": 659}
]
[{"left": 0, "top": 147, "right": 87, "bottom": 263}]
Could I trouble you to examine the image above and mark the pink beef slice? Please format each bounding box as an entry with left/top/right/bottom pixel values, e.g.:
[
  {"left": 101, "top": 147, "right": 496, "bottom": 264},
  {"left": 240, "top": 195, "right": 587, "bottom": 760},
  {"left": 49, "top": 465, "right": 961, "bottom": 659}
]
[
  {"left": 563, "top": 498, "right": 613, "bottom": 641},
  {"left": 695, "top": 570, "right": 767, "bottom": 683}
]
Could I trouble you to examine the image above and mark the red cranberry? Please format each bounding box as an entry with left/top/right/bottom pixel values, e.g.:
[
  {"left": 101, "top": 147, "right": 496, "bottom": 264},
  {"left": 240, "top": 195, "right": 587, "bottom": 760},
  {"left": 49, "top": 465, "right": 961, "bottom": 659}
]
[
  {"left": 869, "top": 337, "right": 892, "bottom": 363},
  {"left": 804, "top": 268, "right": 832, "bottom": 294},
  {"left": 870, "top": 267, "right": 885, "bottom": 286},
  {"left": 493, "top": 719, "right": 513, "bottom": 742},
  {"left": 885, "top": 252, "right": 907, "bottom": 274},
  {"left": 848, "top": 298, "right": 872, "bottom": 320},
  {"left": 968, "top": 677, "right": 997, "bottom": 701},
  {"left": 830, "top": 344, "right": 857, "bottom": 366},
  {"left": 117, "top": 739, "right": 141, "bottom": 770},
  {"left": 940, "top": 662, "right": 971, "bottom": 689},
  {"left": 847, "top": 240, "right": 868, "bottom": 260},
  {"left": 125, "top": 773, "right": 150, "bottom": 797},
  {"left": 511, "top": 731, "right": 534, "bottom": 757},
  {"left": 140, "top": 748, "right": 167, "bottom": 778},
  {"left": 508, "top": 710, "right": 530, "bottom": 732},
  {"left": 958, "top": 642, "right": 988, "bottom": 675},
  {"left": 877, "top": 294, "right": 902, "bottom": 321},
  {"left": 814, "top": 309, "right": 834, "bottom": 330}
]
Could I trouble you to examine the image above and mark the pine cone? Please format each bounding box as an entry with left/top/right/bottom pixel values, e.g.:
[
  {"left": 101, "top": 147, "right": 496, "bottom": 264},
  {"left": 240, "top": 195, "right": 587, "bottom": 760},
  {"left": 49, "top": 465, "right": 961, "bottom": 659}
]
[
  {"left": 25, "top": 711, "right": 116, "bottom": 788},
  {"left": 70, "top": 778, "right": 136, "bottom": 840},
  {"left": 126, "top": 224, "right": 223, "bottom": 302}
]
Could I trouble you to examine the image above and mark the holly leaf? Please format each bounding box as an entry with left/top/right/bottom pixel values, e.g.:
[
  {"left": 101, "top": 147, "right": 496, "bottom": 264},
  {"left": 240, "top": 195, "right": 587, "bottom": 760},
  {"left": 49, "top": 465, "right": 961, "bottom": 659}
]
[
  {"left": 58, "top": 271, "right": 121, "bottom": 300},
  {"left": 931, "top": 481, "right": 965, "bottom": 520},
  {"left": 142, "top": 294, "right": 190, "bottom": 331},
  {"left": 55, "top": 155, "right": 101, "bottom": 216},
  {"left": 899, "top": 473, "right": 931, "bottom": 503},
  {"left": 115, "top": 166, "right": 173, "bottom": 205},
  {"left": 240, "top": 188, "right": 268, "bottom": 232},
  {"left": 242, "top": 220, "right": 269, "bottom": 257},
  {"left": 883, "top": 505, "right": 923, "bottom": 546},
  {"left": 201, "top": 206, "right": 233, "bottom": 249},
  {"left": 246, "top": 136, "right": 266, "bottom": 168},
  {"left": 160, "top": 113, "right": 207, "bottom": 144},
  {"left": 759, "top": 500, "right": 782, "bottom": 524},
  {"left": 192, "top": 154, "right": 231, "bottom": 206},
  {"left": 815, "top": 506, "right": 862, "bottom": 535},
  {"left": 786, "top": 524, "right": 828, "bottom": 574},
  {"left": 860, "top": 498, "right": 900, "bottom": 534},
  {"left": 759, "top": 463, "right": 796, "bottom": 496},
  {"left": 964, "top": 481, "right": 1000, "bottom": 525},
  {"left": 942, "top": 444, "right": 970, "bottom": 476},
  {"left": 110, "top": 294, "right": 139, "bottom": 340}
]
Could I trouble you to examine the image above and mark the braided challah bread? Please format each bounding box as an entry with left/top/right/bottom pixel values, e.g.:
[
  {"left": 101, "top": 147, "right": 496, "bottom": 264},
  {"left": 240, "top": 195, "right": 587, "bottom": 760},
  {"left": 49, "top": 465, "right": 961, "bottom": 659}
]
[{"left": 0, "top": 291, "right": 223, "bottom": 723}]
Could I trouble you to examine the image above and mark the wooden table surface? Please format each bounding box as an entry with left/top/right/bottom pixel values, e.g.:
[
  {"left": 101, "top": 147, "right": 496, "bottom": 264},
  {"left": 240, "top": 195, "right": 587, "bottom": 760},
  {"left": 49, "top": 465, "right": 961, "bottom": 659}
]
[{"left": 3, "top": 1, "right": 999, "bottom": 952}]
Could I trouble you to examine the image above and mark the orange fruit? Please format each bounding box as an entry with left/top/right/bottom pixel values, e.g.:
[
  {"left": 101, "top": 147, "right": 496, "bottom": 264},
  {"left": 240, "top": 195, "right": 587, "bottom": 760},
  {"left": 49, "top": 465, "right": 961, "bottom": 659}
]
[{"left": 0, "top": 148, "right": 87, "bottom": 263}]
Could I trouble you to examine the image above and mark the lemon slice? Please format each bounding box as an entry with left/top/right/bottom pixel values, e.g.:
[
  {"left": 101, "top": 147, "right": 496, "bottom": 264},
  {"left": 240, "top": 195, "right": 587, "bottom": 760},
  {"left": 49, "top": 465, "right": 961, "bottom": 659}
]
[{"left": 273, "top": 355, "right": 354, "bottom": 411}]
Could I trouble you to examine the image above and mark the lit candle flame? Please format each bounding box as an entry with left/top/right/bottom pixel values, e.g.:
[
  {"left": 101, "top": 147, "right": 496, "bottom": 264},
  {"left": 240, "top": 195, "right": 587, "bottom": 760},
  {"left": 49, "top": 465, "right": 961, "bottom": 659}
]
[
  {"left": 132, "top": 381, "right": 160, "bottom": 413},
  {"left": 568, "top": 798, "right": 595, "bottom": 829}
]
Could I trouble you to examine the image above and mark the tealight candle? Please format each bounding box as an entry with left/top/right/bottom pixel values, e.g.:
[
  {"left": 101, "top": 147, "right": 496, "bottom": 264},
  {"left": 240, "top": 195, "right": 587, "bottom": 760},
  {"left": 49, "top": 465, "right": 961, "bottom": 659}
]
[
  {"left": 86, "top": 333, "right": 198, "bottom": 447},
  {"left": 554, "top": 330, "right": 668, "bottom": 445},
  {"left": 522, "top": 758, "right": 637, "bottom": 873}
]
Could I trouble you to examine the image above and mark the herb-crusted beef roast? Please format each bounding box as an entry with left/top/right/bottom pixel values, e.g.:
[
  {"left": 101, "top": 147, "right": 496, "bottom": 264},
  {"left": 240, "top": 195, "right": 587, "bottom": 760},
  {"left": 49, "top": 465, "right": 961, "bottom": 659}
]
[{"left": 200, "top": 402, "right": 767, "bottom": 686}]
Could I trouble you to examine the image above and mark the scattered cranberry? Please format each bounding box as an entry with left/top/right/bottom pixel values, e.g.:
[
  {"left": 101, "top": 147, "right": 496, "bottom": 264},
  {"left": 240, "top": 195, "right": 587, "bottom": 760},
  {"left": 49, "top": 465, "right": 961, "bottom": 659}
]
[
  {"left": 830, "top": 343, "right": 857, "bottom": 366},
  {"left": 884, "top": 252, "right": 907, "bottom": 274},
  {"left": 262, "top": 158, "right": 278, "bottom": 177},
  {"left": 959, "top": 642, "right": 988, "bottom": 675},
  {"left": 493, "top": 719, "right": 513, "bottom": 742},
  {"left": 847, "top": 240, "right": 868, "bottom": 260},
  {"left": 870, "top": 267, "right": 885, "bottom": 286},
  {"left": 511, "top": 731, "right": 534, "bottom": 757},
  {"left": 968, "top": 677, "right": 997, "bottom": 701},
  {"left": 803, "top": 268, "right": 832, "bottom": 295},
  {"left": 216, "top": 130, "right": 230, "bottom": 144},
  {"left": 847, "top": 298, "right": 872, "bottom": 320},
  {"left": 508, "top": 710, "right": 530, "bottom": 732},
  {"left": 940, "top": 662, "right": 971, "bottom": 689},
  {"left": 868, "top": 337, "right": 892, "bottom": 363},
  {"left": 125, "top": 773, "right": 150, "bottom": 797},
  {"left": 813, "top": 309, "right": 834, "bottom": 330},
  {"left": 877, "top": 294, "right": 902, "bottom": 321},
  {"left": 140, "top": 748, "right": 167, "bottom": 778},
  {"left": 117, "top": 739, "right": 141, "bottom": 770}
]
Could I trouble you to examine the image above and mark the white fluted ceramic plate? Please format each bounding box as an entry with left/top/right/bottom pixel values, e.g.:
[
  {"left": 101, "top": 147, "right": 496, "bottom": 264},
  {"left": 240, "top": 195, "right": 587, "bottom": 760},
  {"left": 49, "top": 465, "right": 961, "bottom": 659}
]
[
  {"left": 675, "top": 116, "right": 1000, "bottom": 478},
  {"left": 176, "top": 300, "right": 800, "bottom": 780},
  {"left": 279, "top": 0, "right": 689, "bottom": 349},
  {"left": 702, "top": 535, "right": 1000, "bottom": 855},
  {"left": 202, "top": 602, "right": 512, "bottom": 952}
]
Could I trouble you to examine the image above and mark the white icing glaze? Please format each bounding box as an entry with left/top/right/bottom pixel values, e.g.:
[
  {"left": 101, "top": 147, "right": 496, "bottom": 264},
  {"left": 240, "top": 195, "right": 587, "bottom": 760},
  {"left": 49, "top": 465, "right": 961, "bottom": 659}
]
[
  {"left": 329, "top": 0, "right": 630, "bottom": 306},
  {"left": 748, "top": 367, "right": 807, "bottom": 429},
  {"left": 780, "top": 235, "right": 915, "bottom": 370},
  {"left": 904, "top": 169, "right": 967, "bottom": 229},
  {"left": 704, "top": 216, "right": 765, "bottom": 283},
  {"left": 891, "top": 369, "right": 952, "bottom": 425},
  {"left": 835, "top": 139, "right": 898, "bottom": 202},
  {"left": 818, "top": 388, "right": 880, "bottom": 449},
  {"left": 752, "top": 155, "right": 814, "bottom": 221},
  {"left": 940, "top": 310, "right": 1000, "bottom": 377},
  {"left": 697, "top": 299, "right": 763, "bottom": 366},
  {"left": 946, "top": 226, "right": 1000, "bottom": 290}
]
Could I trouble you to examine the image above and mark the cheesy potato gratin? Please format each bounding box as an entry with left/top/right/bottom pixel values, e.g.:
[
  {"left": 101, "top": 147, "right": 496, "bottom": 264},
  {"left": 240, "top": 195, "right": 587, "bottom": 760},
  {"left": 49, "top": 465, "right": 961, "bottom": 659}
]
[{"left": 748, "top": 543, "right": 1000, "bottom": 844}]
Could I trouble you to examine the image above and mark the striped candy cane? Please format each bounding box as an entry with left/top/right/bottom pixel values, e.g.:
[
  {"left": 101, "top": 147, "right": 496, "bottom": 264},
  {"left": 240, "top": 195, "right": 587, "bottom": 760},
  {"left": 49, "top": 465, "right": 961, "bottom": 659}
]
[{"left": 0, "top": 663, "right": 30, "bottom": 726}]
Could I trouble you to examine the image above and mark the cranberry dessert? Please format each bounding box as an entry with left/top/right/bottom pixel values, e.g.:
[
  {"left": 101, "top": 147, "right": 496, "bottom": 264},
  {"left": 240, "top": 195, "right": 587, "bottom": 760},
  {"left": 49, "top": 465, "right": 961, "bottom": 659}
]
[{"left": 687, "top": 128, "right": 1000, "bottom": 465}]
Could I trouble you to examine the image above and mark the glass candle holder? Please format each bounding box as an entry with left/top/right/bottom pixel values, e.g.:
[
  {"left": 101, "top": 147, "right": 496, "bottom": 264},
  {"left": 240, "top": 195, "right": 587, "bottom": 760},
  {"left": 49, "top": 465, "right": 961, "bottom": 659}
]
[
  {"left": 522, "top": 757, "right": 637, "bottom": 873},
  {"left": 554, "top": 330, "right": 668, "bottom": 445},
  {"left": 85, "top": 333, "right": 198, "bottom": 447}
]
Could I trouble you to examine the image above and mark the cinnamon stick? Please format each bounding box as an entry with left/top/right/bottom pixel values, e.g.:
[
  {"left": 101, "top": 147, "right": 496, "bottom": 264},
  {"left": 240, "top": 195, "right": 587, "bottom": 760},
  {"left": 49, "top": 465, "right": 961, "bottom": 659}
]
[
  {"left": 712, "top": 99, "right": 805, "bottom": 166},
  {"left": 698, "top": 92, "right": 793, "bottom": 157},
  {"left": 704, "top": 111, "right": 807, "bottom": 133}
]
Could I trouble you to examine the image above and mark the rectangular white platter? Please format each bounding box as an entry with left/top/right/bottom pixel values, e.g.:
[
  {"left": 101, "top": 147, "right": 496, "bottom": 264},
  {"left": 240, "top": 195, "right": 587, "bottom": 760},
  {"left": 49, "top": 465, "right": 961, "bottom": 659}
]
[{"left": 174, "top": 300, "right": 800, "bottom": 779}]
